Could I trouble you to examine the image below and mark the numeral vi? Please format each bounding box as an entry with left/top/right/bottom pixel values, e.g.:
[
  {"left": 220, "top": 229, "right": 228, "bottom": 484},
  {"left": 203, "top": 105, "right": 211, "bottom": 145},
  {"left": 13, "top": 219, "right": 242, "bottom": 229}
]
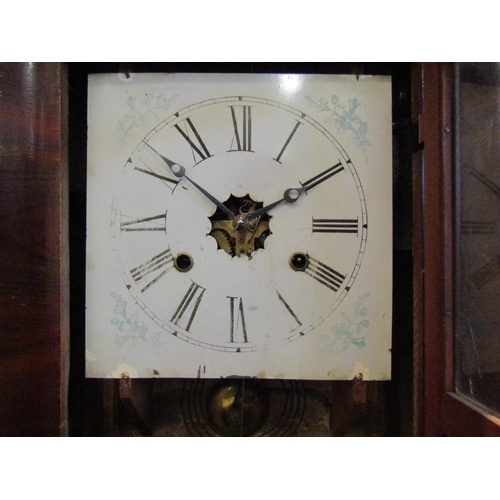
[{"left": 228, "top": 296, "right": 248, "bottom": 343}]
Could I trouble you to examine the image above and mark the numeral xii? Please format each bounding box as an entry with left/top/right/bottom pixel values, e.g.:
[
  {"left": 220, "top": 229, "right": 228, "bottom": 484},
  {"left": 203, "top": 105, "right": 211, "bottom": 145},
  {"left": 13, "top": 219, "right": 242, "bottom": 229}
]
[{"left": 229, "top": 105, "right": 253, "bottom": 152}]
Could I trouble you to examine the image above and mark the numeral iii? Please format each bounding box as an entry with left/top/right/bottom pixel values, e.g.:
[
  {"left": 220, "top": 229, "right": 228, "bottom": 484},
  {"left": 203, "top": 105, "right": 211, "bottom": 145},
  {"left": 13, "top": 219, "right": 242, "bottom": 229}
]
[{"left": 312, "top": 218, "right": 358, "bottom": 235}]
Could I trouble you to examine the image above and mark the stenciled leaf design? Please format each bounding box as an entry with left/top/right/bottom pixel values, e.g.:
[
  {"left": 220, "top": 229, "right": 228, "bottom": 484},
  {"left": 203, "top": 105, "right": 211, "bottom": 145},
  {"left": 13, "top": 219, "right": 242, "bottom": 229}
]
[
  {"left": 116, "top": 92, "right": 179, "bottom": 145},
  {"left": 110, "top": 292, "right": 167, "bottom": 347},
  {"left": 306, "top": 94, "right": 370, "bottom": 163},
  {"left": 317, "top": 293, "right": 371, "bottom": 354}
]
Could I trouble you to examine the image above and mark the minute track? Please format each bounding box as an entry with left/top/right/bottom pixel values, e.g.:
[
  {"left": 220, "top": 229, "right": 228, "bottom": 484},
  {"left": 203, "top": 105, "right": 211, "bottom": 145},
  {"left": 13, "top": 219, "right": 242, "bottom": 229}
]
[{"left": 112, "top": 92, "right": 369, "bottom": 355}]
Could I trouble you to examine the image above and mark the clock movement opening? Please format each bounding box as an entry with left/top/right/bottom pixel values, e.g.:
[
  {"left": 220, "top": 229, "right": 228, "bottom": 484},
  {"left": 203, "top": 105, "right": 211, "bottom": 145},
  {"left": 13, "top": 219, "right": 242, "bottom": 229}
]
[{"left": 209, "top": 194, "right": 271, "bottom": 258}]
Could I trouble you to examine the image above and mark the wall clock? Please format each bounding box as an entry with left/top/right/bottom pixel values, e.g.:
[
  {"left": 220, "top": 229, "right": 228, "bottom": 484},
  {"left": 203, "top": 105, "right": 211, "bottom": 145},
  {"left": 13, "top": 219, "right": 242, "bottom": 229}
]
[{"left": 86, "top": 73, "right": 392, "bottom": 380}]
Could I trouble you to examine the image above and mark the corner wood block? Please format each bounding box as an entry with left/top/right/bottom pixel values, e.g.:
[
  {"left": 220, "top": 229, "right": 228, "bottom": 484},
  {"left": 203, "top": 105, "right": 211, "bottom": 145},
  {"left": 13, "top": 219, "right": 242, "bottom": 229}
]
[
  {"left": 352, "top": 375, "right": 368, "bottom": 404},
  {"left": 119, "top": 378, "right": 152, "bottom": 432}
]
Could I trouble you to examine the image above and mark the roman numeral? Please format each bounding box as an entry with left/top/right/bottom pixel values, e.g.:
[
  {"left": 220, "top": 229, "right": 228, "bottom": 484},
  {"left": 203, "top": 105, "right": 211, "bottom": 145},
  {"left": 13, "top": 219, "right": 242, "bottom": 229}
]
[
  {"left": 461, "top": 220, "right": 495, "bottom": 234},
  {"left": 302, "top": 162, "right": 344, "bottom": 192},
  {"left": 135, "top": 143, "right": 180, "bottom": 190},
  {"left": 120, "top": 213, "right": 167, "bottom": 232},
  {"left": 312, "top": 218, "right": 359, "bottom": 235},
  {"left": 470, "top": 253, "right": 500, "bottom": 290},
  {"left": 174, "top": 117, "right": 212, "bottom": 163},
  {"left": 132, "top": 148, "right": 179, "bottom": 191},
  {"left": 228, "top": 105, "right": 253, "bottom": 152},
  {"left": 276, "top": 290, "right": 302, "bottom": 329},
  {"left": 171, "top": 281, "right": 206, "bottom": 332},
  {"left": 273, "top": 120, "right": 303, "bottom": 163},
  {"left": 305, "top": 256, "right": 345, "bottom": 292},
  {"left": 135, "top": 165, "right": 179, "bottom": 187},
  {"left": 227, "top": 296, "right": 248, "bottom": 343},
  {"left": 470, "top": 168, "right": 500, "bottom": 198},
  {"left": 129, "top": 248, "right": 174, "bottom": 293}
]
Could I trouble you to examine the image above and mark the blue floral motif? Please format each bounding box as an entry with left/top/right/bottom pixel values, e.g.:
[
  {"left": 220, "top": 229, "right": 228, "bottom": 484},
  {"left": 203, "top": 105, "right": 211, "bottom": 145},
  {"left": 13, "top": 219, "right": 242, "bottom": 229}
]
[
  {"left": 116, "top": 93, "right": 178, "bottom": 144},
  {"left": 306, "top": 95, "right": 370, "bottom": 162},
  {"left": 318, "top": 293, "right": 370, "bottom": 354},
  {"left": 110, "top": 291, "right": 167, "bottom": 347}
]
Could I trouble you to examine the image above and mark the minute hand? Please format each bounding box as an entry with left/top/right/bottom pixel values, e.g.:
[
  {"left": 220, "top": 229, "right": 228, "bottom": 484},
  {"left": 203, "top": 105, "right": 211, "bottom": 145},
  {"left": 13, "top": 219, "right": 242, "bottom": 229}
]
[
  {"left": 245, "top": 197, "right": 286, "bottom": 221},
  {"left": 183, "top": 175, "right": 235, "bottom": 220},
  {"left": 143, "top": 143, "right": 235, "bottom": 220},
  {"left": 168, "top": 163, "right": 235, "bottom": 220}
]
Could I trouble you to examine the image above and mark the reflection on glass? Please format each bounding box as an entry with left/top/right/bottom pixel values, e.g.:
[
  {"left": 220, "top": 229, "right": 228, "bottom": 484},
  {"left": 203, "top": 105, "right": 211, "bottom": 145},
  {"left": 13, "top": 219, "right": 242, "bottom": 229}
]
[
  {"left": 279, "top": 74, "right": 302, "bottom": 96},
  {"left": 456, "top": 62, "right": 500, "bottom": 417}
]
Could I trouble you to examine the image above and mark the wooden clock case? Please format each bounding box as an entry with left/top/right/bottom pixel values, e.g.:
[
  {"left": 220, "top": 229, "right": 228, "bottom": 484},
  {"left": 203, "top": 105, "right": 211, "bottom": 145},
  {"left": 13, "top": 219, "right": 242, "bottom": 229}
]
[{"left": 3, "top": 62, "right": 496, "bottom": 436}]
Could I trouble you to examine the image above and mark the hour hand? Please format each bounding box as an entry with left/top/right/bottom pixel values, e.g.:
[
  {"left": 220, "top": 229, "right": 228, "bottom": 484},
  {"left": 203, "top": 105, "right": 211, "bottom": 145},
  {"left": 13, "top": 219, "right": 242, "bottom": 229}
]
[
  {"left": 244, "top": 188, "right": 303, "bottom": 222},
  {"left": 244, "top": 161, "right": 344, "bottom": 223}
]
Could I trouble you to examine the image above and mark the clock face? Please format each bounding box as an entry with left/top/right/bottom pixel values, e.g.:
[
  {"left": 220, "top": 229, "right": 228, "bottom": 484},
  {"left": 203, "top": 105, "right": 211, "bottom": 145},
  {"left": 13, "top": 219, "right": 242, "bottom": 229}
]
[{"left": 86, "top": 73, "right": 392, "bottom": 380}]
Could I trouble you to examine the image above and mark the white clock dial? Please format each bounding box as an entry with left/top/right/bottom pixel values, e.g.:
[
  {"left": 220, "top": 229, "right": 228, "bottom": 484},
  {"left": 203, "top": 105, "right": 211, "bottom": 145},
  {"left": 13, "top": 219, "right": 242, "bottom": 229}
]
[
  {"left": 112, "top": 97, "right": 367, "bottom": 352},
  {"left": 86, "top": 73, "right": 392, "bottom": 380}
]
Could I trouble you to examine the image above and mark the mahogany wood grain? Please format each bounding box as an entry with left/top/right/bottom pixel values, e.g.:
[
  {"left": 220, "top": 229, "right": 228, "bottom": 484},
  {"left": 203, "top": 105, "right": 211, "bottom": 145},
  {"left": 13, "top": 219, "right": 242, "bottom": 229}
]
[{"left": 0, "top": 63, "right": 69, "bottom": 436}]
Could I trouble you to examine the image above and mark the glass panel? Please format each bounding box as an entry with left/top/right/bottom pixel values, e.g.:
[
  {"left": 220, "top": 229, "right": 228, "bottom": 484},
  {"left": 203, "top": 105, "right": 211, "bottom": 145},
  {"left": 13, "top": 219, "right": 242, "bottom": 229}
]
[{"left": 456, "top": 63, "right": 500, "bottom": 416}]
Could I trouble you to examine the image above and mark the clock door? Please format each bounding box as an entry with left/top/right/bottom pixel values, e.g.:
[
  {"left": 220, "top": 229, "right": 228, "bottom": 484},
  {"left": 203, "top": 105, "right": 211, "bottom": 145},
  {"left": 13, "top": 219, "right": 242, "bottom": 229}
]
[{"left": 415, "top": 63, "right": 500, "bottom": 437}]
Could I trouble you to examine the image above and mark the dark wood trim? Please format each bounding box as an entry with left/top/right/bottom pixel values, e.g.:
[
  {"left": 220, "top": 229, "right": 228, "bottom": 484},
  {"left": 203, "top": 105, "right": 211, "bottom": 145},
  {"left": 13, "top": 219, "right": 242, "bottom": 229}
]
[
  {"left": 412, "top": 148, "right": 424, "bottom": 437},
  {"left": 414, "top": 62, "right": 447, "bottom": 436},
  {"left": 0, "top": 63, "right": 69, "bottom": 436},
  {"left": 442, "top": 63, "right": 454, "bottom": 394},
  {"left": 441, "top": 392, "right": 500, "bottom": 436}
]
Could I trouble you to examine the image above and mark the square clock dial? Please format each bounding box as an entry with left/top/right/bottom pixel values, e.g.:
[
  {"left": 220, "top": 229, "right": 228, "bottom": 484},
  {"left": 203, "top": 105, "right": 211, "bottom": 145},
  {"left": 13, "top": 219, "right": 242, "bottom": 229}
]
[{"left": 85, "top": 73, "right": 392, "bottom": 380}]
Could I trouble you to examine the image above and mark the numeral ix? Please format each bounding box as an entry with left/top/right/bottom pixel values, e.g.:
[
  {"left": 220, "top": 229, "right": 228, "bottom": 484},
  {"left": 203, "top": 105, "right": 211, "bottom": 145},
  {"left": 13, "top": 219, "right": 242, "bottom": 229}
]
[{"left": 121, "top": 213, "right": 167, "bottom": 232}]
